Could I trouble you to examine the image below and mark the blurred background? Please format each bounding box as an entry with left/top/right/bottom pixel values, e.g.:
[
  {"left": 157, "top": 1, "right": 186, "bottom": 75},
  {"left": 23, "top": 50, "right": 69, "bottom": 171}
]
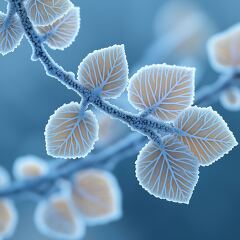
[{"left": 0, "top": 0, "right": 240, "bottom": 239}]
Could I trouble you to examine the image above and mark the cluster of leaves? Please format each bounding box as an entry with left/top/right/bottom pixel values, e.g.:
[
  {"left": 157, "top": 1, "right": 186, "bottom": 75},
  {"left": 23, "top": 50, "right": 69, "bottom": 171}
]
[
  {"left": 0, "top": 156, "right": 122, "bottom": 239},
  {"left": 0, "top": 0, "right": 239, "bottom": 239},
  {"left": 0, "top": 0, "right": 80, "bottom": 55}
]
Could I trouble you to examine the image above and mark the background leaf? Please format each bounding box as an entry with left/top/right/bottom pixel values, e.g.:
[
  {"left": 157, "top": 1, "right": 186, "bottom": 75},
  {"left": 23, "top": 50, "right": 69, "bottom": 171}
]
[
  {"left": 34, "top": 194, "right": 85, "bottom": 239},
  {"left": 208, "top": 23, "right": 240, "bottom": 72},
  {"left": 71, "top": 169, "right": 122, "bottom": 226}
]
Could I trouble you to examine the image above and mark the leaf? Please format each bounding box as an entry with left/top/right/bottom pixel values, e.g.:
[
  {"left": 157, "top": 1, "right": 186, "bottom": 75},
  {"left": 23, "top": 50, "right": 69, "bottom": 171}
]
[
  {"left": 71, "top": 169, "right": 122, "bottom": 225},
  {"left": 13, "top": 155, "right": 48, "bottom": 180},
  {"left": 128, "top": 64, "right": 195, "bottom": 121},
  {"left": 220, "top": 86, "right": 240, "bottom": 111},
  {"left": 0, "top": 200, "right": 18, "bottom": 240},
  {"left": 35, "top": 194, "right": 85, "bottom": 239},
  {"left": 207, "top": 24, "right": 240, "bottom": 72},
  {"left": 0, "top": 167, "right": 10, "bottom": 188},
  {"left": 78, "top": 45, "right": 129, "bottom": 99},
  {"left": 136, "top": 136, "right": 199, "bottom": 204},
  {"left": 26, "top": 0, "right": 72, "bottom": 26},
  {"left": 175, "top": 106, "right": 238, "bottom": 166},
  {"left": 37, "top": 7, "right": 80, "bottom": 50},
  {"left": 0, "top": 12, "right": 24, "bottom": 56},
  {"left": 45, "top": 102, "right": 99, "bottom": 159}
]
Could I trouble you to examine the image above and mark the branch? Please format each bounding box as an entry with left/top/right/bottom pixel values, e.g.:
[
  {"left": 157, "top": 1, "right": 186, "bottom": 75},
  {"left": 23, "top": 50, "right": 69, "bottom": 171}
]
[
  {"left": 1, "top": 0, "right": 238, "bottom": 199},
  {"left": 10, "top": 0, "right": 176, "bottom": 145}
]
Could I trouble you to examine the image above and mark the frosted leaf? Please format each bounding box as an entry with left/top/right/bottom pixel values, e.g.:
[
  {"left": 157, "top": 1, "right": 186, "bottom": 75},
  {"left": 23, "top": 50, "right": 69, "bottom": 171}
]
[
  {"left": 0, "top": 167, "right": 10, "bottom": 188},
  {"left": 175, "top": 106, "right": 238, "bottom": 166},
  {"left": 0, "top": 200, "right": 18, "bottom": 240},
  {"left": 78, "top": 45, "right": 129, "bottom": 99},
  {"left": 37, "top": 7, "right": 80, "bottom": 50},
  {"left": 71, "top": 169, "right": 122, "bottom": 225},
  {"left": 45, "top": 102, "right": 99, "bottom": 159},
  {"left": 220, "top": 86, "right": 240, "bottom": 111},
  {"left": 136, "top": 136, "right": 199, "bottom": 204},
  {"left": 13, "top": 155, "right": 48, "bottom": 180},
  {"left": 0, "top": 12, "right": 24, "bottom": 56},
  {"left": 35, "top": 194, "right": 85, "bottom": 239},
  {"left": 26, "top": 0, "right": 72, "bottom": 26},
  {"left": 128, "top": 64, "right": 195, "bottom": 121},
  {"left": 208, "top": 24, "right": 240, "bottom": 72}
]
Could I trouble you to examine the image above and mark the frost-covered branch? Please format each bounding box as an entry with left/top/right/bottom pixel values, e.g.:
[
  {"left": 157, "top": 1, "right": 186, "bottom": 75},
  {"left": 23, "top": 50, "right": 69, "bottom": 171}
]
[{"left": 0, "top": 0, "right": 239, "bottom": 239}]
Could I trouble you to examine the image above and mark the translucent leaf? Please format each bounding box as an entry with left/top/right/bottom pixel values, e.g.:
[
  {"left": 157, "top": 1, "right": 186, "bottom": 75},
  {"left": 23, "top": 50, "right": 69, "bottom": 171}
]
[
  {"left": 35, "top": 194, "right": 85, "bottom": 239},
  {"left": 37, "top": 7, "right": 80, "bottom": 50},
  {"left": 78, "top": 45, "right": 129, "bottom": 99},
  {"left": 208, "top": 24, "right": 240, "bottom": 72},
  {"left": 26, "top": 0, "right": 72, "bottom": 26},
  {"left": 13, "top": 155, "right": 48, "bottom": 180},
  {"left": 0, "top": 12, "right": 24, "bottom": 56},
  {"left": 45, "top": 102, "right": 99, "bottom": 159},
  {"left": 128, "top": 64, "right": 195, "bottom": 121},
  {"left": 220, "top": 86, "right": 240, "bottom": 111},
  {"left": 0, "top": 199, "right": 18, "bottom": 240},
  {"left": 175, "top": 106, "right": 238, "bottom": 166},
  {"left": 136, "top": 136, "right": 199, "bottom": 204},
  {"left": 71, "top": 169, "right": 122, "bottom": 225},
  {"left": 0, "top": 167, "right": 10, "bottom": 188}
]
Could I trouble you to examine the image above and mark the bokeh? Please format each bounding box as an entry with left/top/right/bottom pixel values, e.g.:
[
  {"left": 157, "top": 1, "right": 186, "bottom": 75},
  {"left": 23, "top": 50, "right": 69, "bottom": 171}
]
[{"left": 0, "top": 0, "right": 240, "bottom": 239}]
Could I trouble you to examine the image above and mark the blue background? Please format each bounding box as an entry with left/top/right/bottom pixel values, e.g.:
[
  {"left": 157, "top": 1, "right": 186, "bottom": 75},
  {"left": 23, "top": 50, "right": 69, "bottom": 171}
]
[{"left": 0, "top": 0, "right": 240, "bottom": 239}]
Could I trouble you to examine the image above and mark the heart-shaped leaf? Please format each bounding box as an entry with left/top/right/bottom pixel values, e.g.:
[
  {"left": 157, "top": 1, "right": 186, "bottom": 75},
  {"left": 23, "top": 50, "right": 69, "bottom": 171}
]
[
  {"left": 136, "top": 136, "right": 199, "bottom": 204},
  {"left": 175, "top": 106, "right": 238, "bottom": 166},
  {"left": 45, "top": 102, "right": 99, "bottom": 159},
  {"left": 78, "top": 45, "right": 129, "bottom": 99},
  {"left": 37, "top": 7, "right": 80, "bottom": 50},
  {"left": 0, "top": 12, "right": 24, "bottom": 56},
  {"left": 128, "top": 64, "right": 195, "bottom": 121}
]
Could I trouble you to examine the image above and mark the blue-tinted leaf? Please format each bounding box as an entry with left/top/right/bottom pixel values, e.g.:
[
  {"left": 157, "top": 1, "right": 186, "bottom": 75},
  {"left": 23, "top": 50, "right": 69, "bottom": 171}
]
[
  {"left": 128, "top": 64, "right": 195, "bottom": 121},
  {"left": 0, "top": 12, "right": 24, "bottom": 56},
  {"left": 37, "top": 7, "right": 80, "bottom": 50},
  {"left": 35, "top": 194, "right": 85, "bottom": 239},
  {"left": 13, "top": 155, "right": 48, "bottom": 180},
  {"left": 175, "top": 106, "right": 238, "bottom": 166},
  {"left": 0, "top": 167, "right": 10, "bottom": 188},
  {"left": 78, "top": 45, "right": 129, "bottom": 99},
  {"left": 45, "top": 102, "right": 99, "bottom": 159},
  {"left": 220, "top": 86, "right": 240, "bottom": 111},
  {"left": 26, "top": 0, "right": 72, "bottom": 26},
  {"left": 136, "top": 136, "right": 199, "bottom": 204},
  {"left": 71, "top": 169, "right": 122, "bottom": 226},
  {"left": 207, "top": 24, "right": 240, "bottom": 72},
  {"left": 0, "top": 200, "right": 18, "bottom": 240}
]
